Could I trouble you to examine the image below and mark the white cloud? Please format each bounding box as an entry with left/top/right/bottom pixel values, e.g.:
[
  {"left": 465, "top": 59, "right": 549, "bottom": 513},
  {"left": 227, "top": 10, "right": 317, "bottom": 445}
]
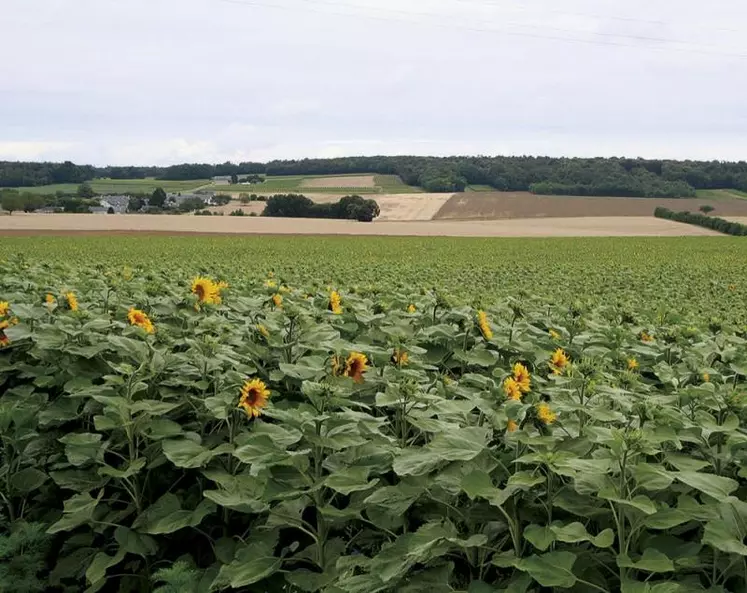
[{"left": 0, "top": 141, "right": 77, "bottom": 161}]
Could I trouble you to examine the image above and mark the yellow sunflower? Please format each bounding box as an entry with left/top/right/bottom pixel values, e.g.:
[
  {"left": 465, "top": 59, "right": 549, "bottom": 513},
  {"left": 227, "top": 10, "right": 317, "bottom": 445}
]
[
  {"left": 503, "top": 377, "right": 522, "bottom": 401},
  {"left": 537, "top": 403, "right": 557, "bottom": 425},
  {"left": 272, "top": 293, "right": 283, "bottom": 308},
  {"left": 407, "top": 304, "right": 416, "bottom": 314},
  {"left": 513, "top": 362, "right": 531, "bottom": 393},
  {"left": 0, "top": 334, "right": 9, "bottom": 348},
  {"left": 65, "top": 292, "right": 79, "bottom": 312},
  {"left": 0, "top": 301, "right": 9, "bottom": 317},
  {"left": 702, "top": 372, "right": 711, "bottom": 383},
  {"left": 507, "top": 419, "right": 518, "bottom": 433},
  {"left": 391, "top": 348, "right": 409, "bottom": 367},
  {"left": 640, "top": 331, "right": 654, "bottom": 343},
  {"left": 257, "top": 324, "right": 270, "bottom": 338},
  {"left": 45, "top": 293, "right": 56, "bottom": 308},
  {"left": 627, "top": 358, "right": 639, "bottom": 371},
  {"left": 345, "top": 352, "right": 368, "bottom": 383},
  {"left": 329, "top": 291, "right": 343, "bottom": 315},
  {"left": 477, "top": 310, "right": 493, "bottom": 340},
  {"left": 238, "top": 378, "right": 270, "bottom": 418},
  {"left": 128, "top": 308, "right": 155, "bottom": 334},
  {"left": 191, "top": 277, "right": 219, "bottom": 304},
  {"left": 549, "top": 329, "right": 560, "bottom": 340},
  {"left": 549, "top": 348, "right": 569, "bottom": 375}
]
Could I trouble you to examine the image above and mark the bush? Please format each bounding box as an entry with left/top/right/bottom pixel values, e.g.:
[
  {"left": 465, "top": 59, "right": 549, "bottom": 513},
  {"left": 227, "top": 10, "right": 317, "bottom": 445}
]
[
  {"left": 229, "top": 209, "right": 246, "bottom": 216},
  {"left": 654, "top": 207, "right": 747, "bottom": 235},
  {"left": 700, "top": 204, "right": 715, "bottom": 214},
  {"left": 195, "top": 209, "right": 213, "bottom": 216},
  {"left": 263, "top": 194, "right": 380, "bottom": 222},
  {"left": 213, "top": 194, "right": 231, "bottom": 206}
]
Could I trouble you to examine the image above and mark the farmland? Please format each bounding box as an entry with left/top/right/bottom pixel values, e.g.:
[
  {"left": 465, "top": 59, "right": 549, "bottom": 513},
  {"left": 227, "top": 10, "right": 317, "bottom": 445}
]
[
  {"left": 2, "top": 234, "right": 747, "bottom": 592},
  {"left": 5, "top": 178, "right": 211, "bottom": 195},
  {"left": 208, "top": 173, "right": 423, "bottom": 195}
]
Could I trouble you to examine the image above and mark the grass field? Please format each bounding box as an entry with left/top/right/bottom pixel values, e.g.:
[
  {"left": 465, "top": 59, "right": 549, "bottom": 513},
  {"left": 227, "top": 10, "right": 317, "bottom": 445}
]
[
  {"left": 210, "top": 173, "right": 422, "bottom": 194},
  {"left": 3, "top": 234, "right": 747, "bottom": 591},
  {"left": 696, "top": 188, "right": 747, "bottom": 200},
  {"left": 4, "top": 178, "right": 210, "bottom": 195}
]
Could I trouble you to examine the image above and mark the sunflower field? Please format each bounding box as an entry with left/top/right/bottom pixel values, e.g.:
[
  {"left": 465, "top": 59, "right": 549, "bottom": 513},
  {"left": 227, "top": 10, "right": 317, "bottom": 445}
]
[{"left": 1, "top": 237, "right": 747, "bottom": 592}]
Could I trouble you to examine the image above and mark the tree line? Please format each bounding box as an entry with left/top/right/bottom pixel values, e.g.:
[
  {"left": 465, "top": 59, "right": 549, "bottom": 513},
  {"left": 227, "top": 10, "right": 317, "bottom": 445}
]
[
  {"left": 654, "top": 207, "right": 747, "bottom": 236},
  {"left": 262, "top": 194, "right": 380, "bottom": 222},
  {"left": 3, "top": 155, "right": 747, "bottom": 198}
]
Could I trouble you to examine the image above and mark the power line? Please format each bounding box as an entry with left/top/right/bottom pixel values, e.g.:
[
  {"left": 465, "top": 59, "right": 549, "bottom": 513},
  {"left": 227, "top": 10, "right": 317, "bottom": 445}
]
[{"left": 214, "top": 0, "right": 747, "bottom": 59}]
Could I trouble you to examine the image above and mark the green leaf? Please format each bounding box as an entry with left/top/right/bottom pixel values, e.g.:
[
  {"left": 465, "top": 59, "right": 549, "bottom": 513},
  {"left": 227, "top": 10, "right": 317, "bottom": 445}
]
[
  {"left": 515, "top": 551, "right": 578, "bottom": 588},
  {"left": 47, "top": 491, "right": 103, "bottom": 533},
  {"left": 325, "top": 467, "right": 378, "bottom": 495},
  {"left": 58, "top": 432, "right": 103, "bottom": 466},
  {"left": 86, "top": 547, "right": 126, "bottom": 586},
  {"left": 550, "top": 522, "right": 615, "bottom": 548},
  {"left": 114, "top": 526, "right": 158, "bottom": 558},
  {"left": 10, "top": 467, "right": 48, "bottom": 493},
  {"left": 674, "top": 471, "right": 738, "bottom": 501},
  {"left": 523, "top": 524, "right": 555, "bottom": 551},
  {"left": 211, "top": 540, "right": 281, "bottom": 589},
  {"left": 644, "top": 508, "right": 693, "bottom": 530},
  {"left": 162, "top": 438, "right": 232, "bottom": 469},
  {"left": 98, "top": 457, "right": 146, "bottom": 479},
  {"left": 703, "top": 520, "right": 747, "bottom": 556},
  {"left": 617, "top": 549, "right": 674, "bottom": 573},
  {"left": 632, "top": 463, "right": 674, "bottom": 491},
  {"left": 132, "top": 493, "right": 215, "bottom": 535}
]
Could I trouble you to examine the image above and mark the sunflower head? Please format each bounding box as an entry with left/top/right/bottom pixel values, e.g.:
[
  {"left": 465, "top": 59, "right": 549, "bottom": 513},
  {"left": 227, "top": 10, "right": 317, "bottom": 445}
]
[
  {"left": 537, "top": 403, "right": 557, "bottom": 425},
  {"left": 477, "top": 310, "right": 493, "bottom": 340},
  {"left": 329, "top": 291, "right": 343, "bottom": 315},
  {"left": 503, "top": 377, "right": 522, "bottom": 401},
  {"left": 272, "top": 293, "right": 283, "bottom": 308},
  {"left": 639, "top": 331, "right": 654, "bottom": 343},
  {"left": 264, "top": 279, "right": 277, "bottom": 288},
  {"left": 702, "top": 372, "right": 711, "bottom": 383},
  {"left": 507, "top": 419, "right": 518, "bottom": 433},
  {"left": 238, "top": 378, "right": 270, "bottom": 418},
  {"left": 512, "top": 362, "right": 531, "bottom": 393},
  {"left": 65, "top": 292, "right": 79, "bottom": 312},
  {"left": 45, "top": 293, "right": 56, "bottom": 307},
  {"left": 627, "top": 358, "right": 639, "bottom": 371},
  {"left": 391, "top": 348, "right": 409, "bottom": 367},
  {"left": 549, "top": 329, "right": 560, "bottom": 340},
  {"left": 345, "top": 352, "right": 368, "bottom": 383},
  {"left": 128, "top": 308, "right": 155, "bottom": 334},
  {"left": 0, "top": 302, "right": 9, "bottom": 317},
  {"left": 191, "top": 277, "right": 220, "bottom": 304},
  {"left": 407, "top": 304, "right": 416, "bottom": 314},
  {"left": 0, "top": 334, "right": 9, "bottom": 348},
  {"left": 549, "top": 348, "right": 569, "bottom": 375},
  {"left": 257, "top": 324, "right": 270, "bottom": 338}
]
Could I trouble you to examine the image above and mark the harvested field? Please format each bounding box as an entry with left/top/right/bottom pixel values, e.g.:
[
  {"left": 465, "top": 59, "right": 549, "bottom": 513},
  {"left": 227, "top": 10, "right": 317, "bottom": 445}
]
[
  {"left": 300, "top": 175, "right": 376, "bottom": 188},
  {"left": 0, "top": 213, "right": 720, "bottom": 237},
  {"left": 434, "top": 192, "right": 747, "bottom": 220}
]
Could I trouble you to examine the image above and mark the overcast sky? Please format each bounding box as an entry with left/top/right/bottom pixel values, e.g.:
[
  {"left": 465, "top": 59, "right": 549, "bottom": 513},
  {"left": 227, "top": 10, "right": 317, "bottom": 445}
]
[{"left": 2, "top": 0, "right": 746, "bottom": 165}]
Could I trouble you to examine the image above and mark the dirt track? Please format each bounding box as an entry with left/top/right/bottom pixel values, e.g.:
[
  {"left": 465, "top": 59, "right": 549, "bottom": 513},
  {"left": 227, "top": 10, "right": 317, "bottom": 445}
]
[
  {"left": 0, "top": 213, "right": 721, "bottom": 237},
  {"left": 435, "top": 192, "right": 747, "bottom": 220}
]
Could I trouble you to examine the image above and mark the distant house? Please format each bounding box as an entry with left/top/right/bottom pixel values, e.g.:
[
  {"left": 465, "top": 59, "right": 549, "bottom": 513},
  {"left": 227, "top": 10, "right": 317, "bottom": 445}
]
[
  {"left": 98, "top": 195, "right": 130, "bottom": 213},
  {"left": 212, "top": 175, "right": 231, "bottom": 186}
]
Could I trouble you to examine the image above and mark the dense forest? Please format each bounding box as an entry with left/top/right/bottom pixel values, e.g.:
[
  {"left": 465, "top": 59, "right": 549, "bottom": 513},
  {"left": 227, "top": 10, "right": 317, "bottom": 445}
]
[{"left": 2, "top": 155, "right": 747, "bottom": 198}]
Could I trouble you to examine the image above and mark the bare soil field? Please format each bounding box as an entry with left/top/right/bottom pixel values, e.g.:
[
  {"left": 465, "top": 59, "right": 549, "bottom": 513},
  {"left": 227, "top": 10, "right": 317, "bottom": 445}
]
[
  {"left": 434, "top": 192, "right": 747, "bottom": 220},
  {"left": 0, "top": 214, "right": 720, "bottom": 237},
  {"left": 300, "top": 175, "right": 376, "bottom": 188}
]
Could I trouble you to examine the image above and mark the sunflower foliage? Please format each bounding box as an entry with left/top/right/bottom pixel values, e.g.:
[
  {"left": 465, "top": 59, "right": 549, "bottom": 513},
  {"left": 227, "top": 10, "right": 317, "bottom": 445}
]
[{"left": 1, "top": 262, "right": 747, "bottom": 592}]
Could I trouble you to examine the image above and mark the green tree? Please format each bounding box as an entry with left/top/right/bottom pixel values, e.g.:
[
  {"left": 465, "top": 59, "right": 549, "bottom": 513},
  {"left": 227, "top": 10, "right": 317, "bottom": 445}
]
[
  {"left": 178, "top": 197, "right": 206, "bottom": 212},
  {"left": 150, "top": 187, "right": 167, "bottom": 208},
  {"left": 230, "top": 173, "right": 238, "bottom": 185},
  {"left": 128, "top": 196, "right": 145, "bottom": 212},
  {"left": 78, "top": 182, "right": 95, "bottom": 198},
  {"left": 1, "top": 192, "right": 23, "bottom": 214},
  {"left": 213, "top": 194, "right": 231, "bottom": 206},
  {"left": 700, "top": 204, "right": 715, "bottom": 214},
  {"left": 21, "top": 193, "right": 45, "bottom": 212},
  {"left": 239, "top": 193, "right": 251, "bottom": 204}
]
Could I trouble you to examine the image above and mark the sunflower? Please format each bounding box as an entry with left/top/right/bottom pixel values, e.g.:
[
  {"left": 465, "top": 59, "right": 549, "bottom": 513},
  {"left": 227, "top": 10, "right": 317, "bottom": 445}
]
[
  {"left": 0, "top": 302, "right": 9, "bottom": 317},
  {"left": 272, "top": 293, "right": 283, "bottom": 308},
  {"left": 0, "top": 319, "right": 9, "bottom": 331},
  {"left": 65, "top": 292, "right": 79, "bottom": 312},
  {"left": 345, "top": 352, "right": 368, "bottom": 383},
  {"left": 627, "top": 358, "right": 639, "bottom": 371},
  {"left": 549, "top": 329, "right": 560, "bottom": 340},
  {"left": 507, "top": 419, "right": 518, "bottom": 433},
  {"left": 128, "top": 308, "right": 155, "bottom": 334},
  {"left": 549, "top": 348, "right": 569, "bottom": 375},
  {"left": 331, "top": 355, "right": 343, "bottom": 376},
  {"left": 191, "top": 277, "right": 220, "bottom": 304},
  {"left": 503, "top": 377, "right": 522, "bottom": 401},
  {"left": 702, "top": 372, "right": 711, "bottom": 383},
  {"left": 45, "top": 293, "right": 56, "bottom": 308},
  {"left": 477, "top": 310, "right": 493, "bottom": 340},
  {"left": 238, "top": 378, "right": 270, "bottom": 418},
  {"left": 257, "top": 324, "right": 270, "bottom": 338},
  {"left": 391, "top": 348, "right": 409, "bottom": 366},
  {"left": 122, "top": 266, "right": 134, "bottom": 281},
  {"left": 537, "top": 403, "right": 557, "bottom": 425},
  {"left": 640, "top": 331, "right": 654, "bottom": 343},
  {"left": 264, "top": 279, "right": 277, "bottom": 288},
  {"left": 0, "top": 334, "right": 8, "bottom": 348},
  {"left": 512, "top": 362, "right": 531, "bottom": 393},
  {"left": 329, "top": 291, "right": 343, "bottom": 315},
  {"left": 407, "top": 304, "right": 416, "bottom": 314}
]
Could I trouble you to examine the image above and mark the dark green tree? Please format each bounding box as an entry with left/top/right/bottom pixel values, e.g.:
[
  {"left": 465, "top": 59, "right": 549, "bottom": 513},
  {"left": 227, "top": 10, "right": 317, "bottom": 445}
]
[
  {"left": 1, "top": 192, "right": 23, "bottom": 214},
  {"left": 150, "top": 187, "right": 167, "bottom": 208},
  {"left": 77, "top": 182, "right": 95, "bottom": 198}
]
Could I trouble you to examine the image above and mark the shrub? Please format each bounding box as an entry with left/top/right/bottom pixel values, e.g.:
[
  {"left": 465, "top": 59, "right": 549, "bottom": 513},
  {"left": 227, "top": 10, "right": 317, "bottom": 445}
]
[
  {"left": 229, "top": 209, "right": 246, "bottom": 216},
  {"left": 700, "top": 204, "right": 715, "bottom": 214},
  {"left": 263, "top": 194, "right": 380, "bottom": 222}
]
